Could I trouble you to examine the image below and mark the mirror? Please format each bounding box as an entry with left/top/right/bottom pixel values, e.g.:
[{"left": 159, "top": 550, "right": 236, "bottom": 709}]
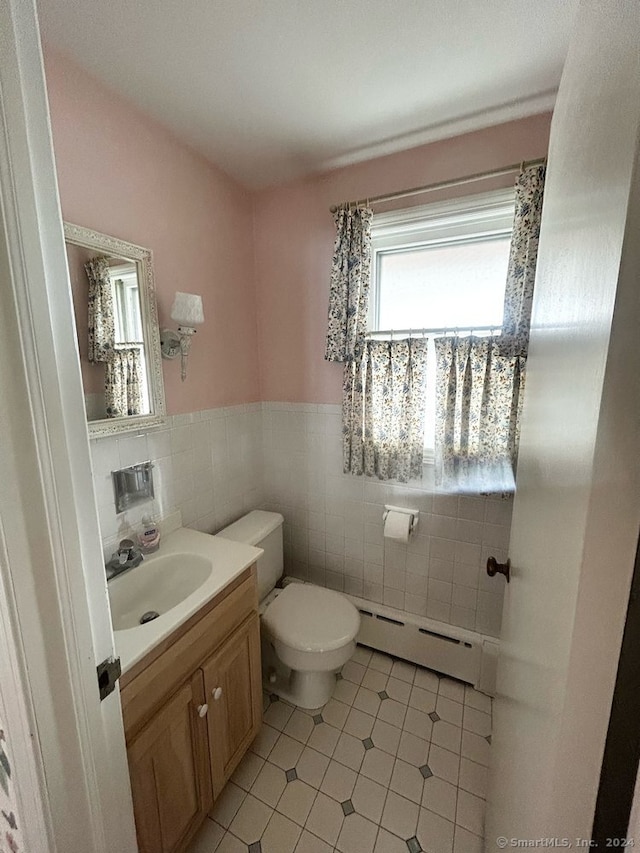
[{"left": 65, "top": 223, "right": 166, "bottom": 437}]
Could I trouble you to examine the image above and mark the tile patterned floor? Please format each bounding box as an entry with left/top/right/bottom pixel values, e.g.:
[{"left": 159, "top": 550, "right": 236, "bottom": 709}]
[{"left": 188, "top": 646, "right": 492, "bottom": 853}]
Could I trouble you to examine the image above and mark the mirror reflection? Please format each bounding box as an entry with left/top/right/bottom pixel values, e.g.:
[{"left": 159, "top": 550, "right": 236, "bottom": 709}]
[
  {"left": 67, "top": 246, "right": 148, "bottom": 419},
  {"left": 65, "top": 223, "right": 165, "bottom": 437}
]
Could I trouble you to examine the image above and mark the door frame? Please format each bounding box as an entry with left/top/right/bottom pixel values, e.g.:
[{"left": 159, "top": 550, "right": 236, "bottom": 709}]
[{"left": 0, "top": 0, "right": 137, "bottom": 849}]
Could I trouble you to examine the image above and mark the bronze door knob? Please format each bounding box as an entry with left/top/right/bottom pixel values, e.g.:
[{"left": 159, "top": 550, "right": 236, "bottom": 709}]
[{"left": 487, "top": 556, "right": 511, "bottom": 582}]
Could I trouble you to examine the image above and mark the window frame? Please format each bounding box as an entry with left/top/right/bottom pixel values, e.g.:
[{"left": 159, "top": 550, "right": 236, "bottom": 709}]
[
  {"left": 368, "top": 188, "right": 516, "bottom": 462},
  {"left": 109, "top": 262, "right": 141, "bottom": 344},
  {"left": 108, "top": 261, "right": 150, "bottom": 414}
]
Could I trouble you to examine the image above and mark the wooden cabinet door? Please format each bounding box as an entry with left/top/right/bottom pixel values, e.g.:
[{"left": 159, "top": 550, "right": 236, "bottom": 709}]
[
  {"left": 202, "top": 613, "right": 262, "bottom": 797},
  {"left": 127, "top": 672, "right": 213, "bottom": 853}
]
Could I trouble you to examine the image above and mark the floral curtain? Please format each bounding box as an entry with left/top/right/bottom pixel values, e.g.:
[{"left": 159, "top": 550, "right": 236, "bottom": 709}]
[
  {"left": 434, "top": 163, "right": 546, "bottom": 493},
  {"left": 0, "top": 724, "right": 23, "bottom": 853},
  {"left": 85, "top": 256, "right": 115, "bottom": 362},
  {"left": 434, "top": 336, "right": 525, "bottom": 493},
  {"left": 325, "top": 205, "right": 373, "bottom": 363},
  {"left": 344, "top": 338, "right": 428, "bottom": 482},
  {"left": 502, "top": 164, "right": 546, "bottom": 354},
  {"left": 105, "top": 348, "right": 142, "bottom": 418}
]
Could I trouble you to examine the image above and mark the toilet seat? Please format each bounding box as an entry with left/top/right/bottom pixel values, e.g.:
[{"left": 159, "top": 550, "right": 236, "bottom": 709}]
[{"left": 262, "top": 583, "right": 359, "bottom": 653}]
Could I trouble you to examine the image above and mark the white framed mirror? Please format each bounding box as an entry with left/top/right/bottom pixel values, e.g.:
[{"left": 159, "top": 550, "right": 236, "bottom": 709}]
[{"left": 65, "top": 223, "right": 166, "bottom": 437}]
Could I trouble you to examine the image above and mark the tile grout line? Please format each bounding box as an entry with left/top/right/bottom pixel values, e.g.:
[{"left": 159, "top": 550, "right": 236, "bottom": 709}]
[{"left": 198, "top": 648, "right": 490, "bottom": 852}]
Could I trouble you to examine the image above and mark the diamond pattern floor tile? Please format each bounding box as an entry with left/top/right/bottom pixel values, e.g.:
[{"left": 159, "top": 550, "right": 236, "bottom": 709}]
[{"left": 188, "top": 644, "right": 492, "bottom": 853}]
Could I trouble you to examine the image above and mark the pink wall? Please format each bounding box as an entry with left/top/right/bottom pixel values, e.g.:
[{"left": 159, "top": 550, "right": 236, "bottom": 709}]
[
  {"left": 44, "top": 49, "right": 260, "bottom": 414},
  {"left": 45, "top": 48, "right": 552, "bottom": 411},
  {"left": 252, "top": 113, "right": 552, "bottom": 403}
]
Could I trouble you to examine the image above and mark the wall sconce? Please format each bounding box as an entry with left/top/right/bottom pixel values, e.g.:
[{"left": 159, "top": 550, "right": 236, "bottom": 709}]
[{"left": 160, "top": 292, "right": 204, "bottom": 381}]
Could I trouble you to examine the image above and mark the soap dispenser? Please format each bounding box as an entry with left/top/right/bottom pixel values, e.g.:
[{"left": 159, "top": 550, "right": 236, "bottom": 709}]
[{"left": 138, "top": 514, "right": 160, "bottom": 554}]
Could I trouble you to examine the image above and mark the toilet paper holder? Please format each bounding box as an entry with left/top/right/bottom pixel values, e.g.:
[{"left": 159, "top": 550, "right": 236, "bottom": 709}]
[{"left": 383, "top": 504, "right": 420, "bottom": 536}]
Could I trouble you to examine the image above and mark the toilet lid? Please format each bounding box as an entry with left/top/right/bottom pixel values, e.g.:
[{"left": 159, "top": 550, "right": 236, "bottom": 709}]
[{"left": 262, "top": 584, "right": 360, "bottom": 653}]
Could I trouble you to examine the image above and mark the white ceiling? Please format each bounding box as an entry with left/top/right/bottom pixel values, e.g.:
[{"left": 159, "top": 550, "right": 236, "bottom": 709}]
[{"left": 37, "top": 0, "right": 578, "bottom": 189}]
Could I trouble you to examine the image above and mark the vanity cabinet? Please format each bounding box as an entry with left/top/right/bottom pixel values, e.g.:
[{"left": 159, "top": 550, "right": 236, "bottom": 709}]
[
  {"left": 120, "top": 566, "right": 262, "bottom": 853},
  {"left": 127, "top": 673, "right": 212, "bottom": 853},
  {"left": 203, "top": 613, "right": 262, "bottom": 797}
]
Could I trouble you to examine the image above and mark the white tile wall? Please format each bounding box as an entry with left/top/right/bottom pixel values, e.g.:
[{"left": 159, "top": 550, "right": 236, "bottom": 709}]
[
  {"left": 261, "top": 403, "right": 512, "bottom": 639},
  {"left": 89, "top": 404, "right": 264, "bottom": 562},
  {"left": 88, "top": 401, "right": 512, "bottom": 639}
]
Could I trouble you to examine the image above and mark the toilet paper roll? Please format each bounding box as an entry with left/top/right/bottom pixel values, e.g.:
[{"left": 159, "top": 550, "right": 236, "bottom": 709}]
[{"left": 383, "top": 510, "right": 412, "bottom": 543}]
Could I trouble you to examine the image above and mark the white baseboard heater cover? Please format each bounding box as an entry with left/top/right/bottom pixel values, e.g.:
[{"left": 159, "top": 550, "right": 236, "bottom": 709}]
[{"left": 344, "top": 594, "right": 498, "bottom": 695}]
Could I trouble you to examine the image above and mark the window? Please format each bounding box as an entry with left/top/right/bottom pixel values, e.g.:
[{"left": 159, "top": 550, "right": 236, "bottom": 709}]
[
  {"left": 369, "top": 189, "right": 515, "bottom": 460},
  {"left": 109, "top": 262, "right": 142, "bottom": 343},
  {"left": 109, "top": 261, "right": 150, "bottom": 414}
]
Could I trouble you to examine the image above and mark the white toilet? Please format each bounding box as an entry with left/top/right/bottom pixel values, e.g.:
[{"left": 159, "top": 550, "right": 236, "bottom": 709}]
[{"left": 217, "top": 510, "right": 360, "bottom": 709}]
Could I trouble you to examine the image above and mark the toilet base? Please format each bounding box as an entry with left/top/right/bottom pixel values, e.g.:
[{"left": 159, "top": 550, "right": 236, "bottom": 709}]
[
  {"left": 288, "top": 669, "right": 337, "bottom": 709},
  {"left": 263, "top": 668, "right": 338, "bottom": 710},
  {"left": 261, "top": 635, "right": 340, "bottom": 709}
]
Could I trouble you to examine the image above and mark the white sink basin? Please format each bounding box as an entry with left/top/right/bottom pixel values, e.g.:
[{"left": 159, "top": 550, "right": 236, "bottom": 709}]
[
  {"left": 109, "top": 552, "right": 212, "bottom": 631},
  {"left": 109, "top": 523, "right": 263, "bottom": 674}
]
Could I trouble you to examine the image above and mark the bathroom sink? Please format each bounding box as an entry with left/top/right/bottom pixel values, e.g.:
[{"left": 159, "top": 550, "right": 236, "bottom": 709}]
[
  {"left": 109, "top": 552, "right": 213, "bottom": 631},
  {"left": 108, "top": 521, "right": 263, "bottom": 674}
]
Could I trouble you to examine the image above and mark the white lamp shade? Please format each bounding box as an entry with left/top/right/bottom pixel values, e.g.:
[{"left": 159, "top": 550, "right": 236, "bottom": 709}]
[{"left": 170, "top": 292, "right": 204, "bottom": 327}]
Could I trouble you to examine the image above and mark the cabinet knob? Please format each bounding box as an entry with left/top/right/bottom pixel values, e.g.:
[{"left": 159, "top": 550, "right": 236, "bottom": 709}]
[
  {"left": 212, "top": 687, "right": 223, "bottom": 701},
  {"left": 197, "top": 703, "right": 208, "bottom": 718}
]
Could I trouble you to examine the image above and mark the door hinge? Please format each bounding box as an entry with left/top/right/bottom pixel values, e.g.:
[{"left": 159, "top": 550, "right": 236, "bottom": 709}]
[{"left": 97, "top": 656, "right": 121, "bottom": 701}]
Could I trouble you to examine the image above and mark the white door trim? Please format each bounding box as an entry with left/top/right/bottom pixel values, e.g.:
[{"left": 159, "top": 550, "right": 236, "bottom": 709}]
[{"left": 0, "top": 1, "right": 137, "bottom": 849}]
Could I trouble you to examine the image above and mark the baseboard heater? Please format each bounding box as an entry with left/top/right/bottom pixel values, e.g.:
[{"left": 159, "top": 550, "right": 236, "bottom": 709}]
[{"left": 343, "top": 593, "right": 497, "bottom": 694}]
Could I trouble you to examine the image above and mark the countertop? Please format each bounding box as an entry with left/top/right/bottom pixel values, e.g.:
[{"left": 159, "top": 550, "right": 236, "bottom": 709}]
[{"left": 110, "top": 525, "right": 262, "bottom": 674}]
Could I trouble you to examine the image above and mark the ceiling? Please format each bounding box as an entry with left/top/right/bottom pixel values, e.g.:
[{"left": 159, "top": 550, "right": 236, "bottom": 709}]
[{"left": 37, "top": 0, "right": 578, "bottom": 189}]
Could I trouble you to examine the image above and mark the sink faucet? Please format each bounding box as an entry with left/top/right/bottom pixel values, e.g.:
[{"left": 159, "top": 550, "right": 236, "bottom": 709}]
[{"left": 106, "top": 538, "right": 144, "bottom": 580}]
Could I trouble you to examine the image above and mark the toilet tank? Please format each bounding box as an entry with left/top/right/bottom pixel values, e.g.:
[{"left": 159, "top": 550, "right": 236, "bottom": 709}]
[{"left": 216, "top": 511, "right": 284, "bottom": 601}]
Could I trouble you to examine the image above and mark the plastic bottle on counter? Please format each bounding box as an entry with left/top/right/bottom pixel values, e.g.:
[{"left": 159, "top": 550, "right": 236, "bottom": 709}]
[{"left": 138, "top": 514, "right": 160, "bottom": 554}]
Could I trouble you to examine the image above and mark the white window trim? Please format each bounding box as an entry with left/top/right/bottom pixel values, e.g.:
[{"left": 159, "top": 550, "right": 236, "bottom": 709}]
[
  {"left": 369, "top": 187, "right": 516, "bottom": 330},
  {"left": 368, "top": 188, "right": 516, "bottom": 464},
  {"left": 108, "top": 263, "right": 151, "bottom": 413}
]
